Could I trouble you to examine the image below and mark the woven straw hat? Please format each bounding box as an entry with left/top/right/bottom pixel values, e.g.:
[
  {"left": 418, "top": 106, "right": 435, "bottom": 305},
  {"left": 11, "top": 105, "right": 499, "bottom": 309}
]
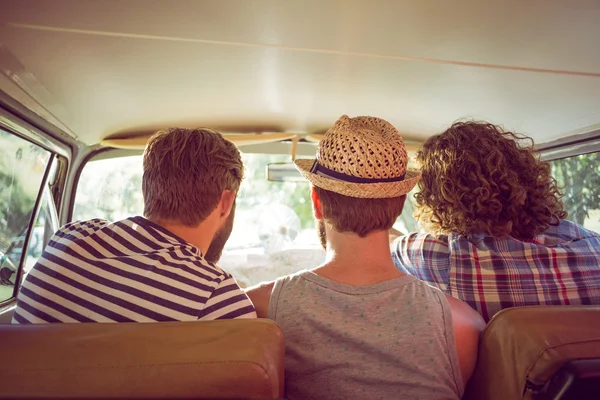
[{"left": 295, "top": 115, "right": 421, "bottom": 198}]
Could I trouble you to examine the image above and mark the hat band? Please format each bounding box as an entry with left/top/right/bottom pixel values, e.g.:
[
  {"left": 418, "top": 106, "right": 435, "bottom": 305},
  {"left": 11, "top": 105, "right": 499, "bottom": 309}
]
[{"left": 310, "top": 160, "right": 406, "bottom": 184}]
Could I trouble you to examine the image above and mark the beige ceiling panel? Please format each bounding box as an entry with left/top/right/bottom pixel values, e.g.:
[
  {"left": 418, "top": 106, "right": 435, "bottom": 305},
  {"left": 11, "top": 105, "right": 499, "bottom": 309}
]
[
  {"left": 0, "top": 68, "right": 74, "bottom": 137},
  {"left": 0, "top": 0, "right": 598, "bottom": 146},
  {"left": 2, "top": 0, "right": 599, "bottom": 72}
]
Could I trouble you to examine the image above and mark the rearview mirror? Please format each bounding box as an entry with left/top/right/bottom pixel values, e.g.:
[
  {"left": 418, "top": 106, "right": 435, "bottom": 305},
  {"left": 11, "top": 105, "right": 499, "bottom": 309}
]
[{"left": 267, "top": 162, "right": 306, "bottom": 182}]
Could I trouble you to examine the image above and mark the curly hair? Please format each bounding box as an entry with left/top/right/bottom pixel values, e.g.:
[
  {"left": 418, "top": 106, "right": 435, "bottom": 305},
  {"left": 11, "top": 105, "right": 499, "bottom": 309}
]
[{"left": 415, "top": 121, "right": 566, "bottom": 240}]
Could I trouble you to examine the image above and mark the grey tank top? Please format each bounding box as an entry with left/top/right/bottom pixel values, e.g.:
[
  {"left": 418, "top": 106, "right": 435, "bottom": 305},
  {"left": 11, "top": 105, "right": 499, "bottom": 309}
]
[{"left": 268, "top": 270, "right": 463, "bottom": 400}]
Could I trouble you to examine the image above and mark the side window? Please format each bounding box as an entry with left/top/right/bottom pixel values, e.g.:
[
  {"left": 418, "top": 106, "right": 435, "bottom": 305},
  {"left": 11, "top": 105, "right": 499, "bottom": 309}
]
[
  {"left": 0, "top": 128, "right": 54, "bottom": 302},
  {"left": 549, "top": 151, "right": 600, "bottom": 233}
]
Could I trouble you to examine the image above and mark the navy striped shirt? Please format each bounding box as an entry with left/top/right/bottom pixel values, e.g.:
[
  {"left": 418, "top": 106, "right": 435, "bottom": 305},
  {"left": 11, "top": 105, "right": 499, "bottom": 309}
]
[{"left": 12, "top": 216, "right": 256, "bottom": 323}]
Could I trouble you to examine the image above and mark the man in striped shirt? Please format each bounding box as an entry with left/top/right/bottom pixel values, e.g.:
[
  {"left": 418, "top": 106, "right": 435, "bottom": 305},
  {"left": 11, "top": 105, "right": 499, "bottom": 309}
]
[{"left": 12, "top": 128, "right": 256, "bottom": 323}]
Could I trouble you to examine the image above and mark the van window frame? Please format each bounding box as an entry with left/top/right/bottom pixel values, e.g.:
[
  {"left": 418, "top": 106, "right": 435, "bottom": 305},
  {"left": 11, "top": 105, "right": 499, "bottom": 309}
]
[
  {"left": 0, "top": 106, "right": 72, "bottom": 308},
  {"left": 538, "top": 129, "right": 600, "bottom": 162}
]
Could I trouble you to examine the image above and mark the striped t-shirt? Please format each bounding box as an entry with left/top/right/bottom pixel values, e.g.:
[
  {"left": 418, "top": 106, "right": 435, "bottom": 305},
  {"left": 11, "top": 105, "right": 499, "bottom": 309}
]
[{"left": 12, "top": 216, "right": 256, "bottom": 323}]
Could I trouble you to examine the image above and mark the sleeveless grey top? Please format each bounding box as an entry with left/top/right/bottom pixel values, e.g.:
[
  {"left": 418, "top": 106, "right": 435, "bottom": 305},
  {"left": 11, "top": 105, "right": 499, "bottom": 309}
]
[{"left": 268, "top": 270, "right": 463, "bottom": 400}]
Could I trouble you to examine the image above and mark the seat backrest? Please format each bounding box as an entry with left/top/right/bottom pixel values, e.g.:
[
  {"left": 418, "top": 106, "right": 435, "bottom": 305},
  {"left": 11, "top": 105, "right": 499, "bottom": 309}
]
[
  {"left": 464, "top": 306, "right": 600, "bottom": 400},
  {"left": 0, "top": 303, "right": 15, "bottom": 323},
  {"left": 0, "top": 319, "right": 285, "bottom": 399},
  {"left": 537, "top": 359, "right": 600, "bottom": 400}
]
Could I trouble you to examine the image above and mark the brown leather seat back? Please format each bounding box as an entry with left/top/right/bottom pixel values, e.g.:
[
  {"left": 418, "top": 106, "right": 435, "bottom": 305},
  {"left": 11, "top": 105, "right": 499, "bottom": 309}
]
[
  {"left": 0, "top": 319, "right": 284, "bottom": 399},
  {"left": 464, "top": 306, "right": 600, "bottom": 400}
]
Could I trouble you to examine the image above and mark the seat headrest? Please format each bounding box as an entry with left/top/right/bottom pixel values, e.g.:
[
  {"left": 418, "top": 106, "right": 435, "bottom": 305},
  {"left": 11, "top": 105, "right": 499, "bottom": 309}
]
[
  {"left": 0, "top": 319, "right": 285, "bottom": 399},
  {"left": 464, "top": 306, "right": 600, "bottom": 400}
]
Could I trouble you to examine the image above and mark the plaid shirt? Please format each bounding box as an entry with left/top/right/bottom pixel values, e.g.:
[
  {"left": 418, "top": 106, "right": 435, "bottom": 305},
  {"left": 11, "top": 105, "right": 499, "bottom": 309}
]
[{"left": 391, "top": 219, "right": 600, "bottom": 322}]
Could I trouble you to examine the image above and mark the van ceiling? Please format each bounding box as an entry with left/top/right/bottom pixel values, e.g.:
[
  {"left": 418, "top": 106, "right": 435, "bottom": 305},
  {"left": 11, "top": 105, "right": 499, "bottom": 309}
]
[{"left": 0, "top": 0, "right": 599, "bottom": 146}]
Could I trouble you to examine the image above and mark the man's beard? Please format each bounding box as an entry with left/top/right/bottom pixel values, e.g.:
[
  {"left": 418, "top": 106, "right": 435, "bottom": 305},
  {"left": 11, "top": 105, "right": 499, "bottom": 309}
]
[
  {"left": 317, "top": 219, "right": 327, "bottom": 250},
  {"left": 205, "top": 202, "right": 236, "bottom": 264}
]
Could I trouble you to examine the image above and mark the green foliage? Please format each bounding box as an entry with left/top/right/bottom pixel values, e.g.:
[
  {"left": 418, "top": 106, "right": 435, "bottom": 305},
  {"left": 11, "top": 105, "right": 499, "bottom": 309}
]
[
  {"left": 0, "top": 131, "right": 51, "bottom": 253},
  {"left": 0, "top": 173, "right": 32, "bottom": 248},
  {"left": 550, "top": 152, "right": 600, "bottom": 227}
]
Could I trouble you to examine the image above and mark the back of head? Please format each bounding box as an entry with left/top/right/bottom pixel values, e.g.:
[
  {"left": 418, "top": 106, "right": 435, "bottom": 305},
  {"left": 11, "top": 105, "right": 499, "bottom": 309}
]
[
  {"left": 294, "top": 115, "right": 421, "bottom": 237},
  {"left": 315, "top": 186, "right": 406, "bottom": 237},
  {"left": 142, "top": 128, "right": 244, "bottom": 226},
  {"left": 415, "top": 121, "right": 566, "bottom": 240}
]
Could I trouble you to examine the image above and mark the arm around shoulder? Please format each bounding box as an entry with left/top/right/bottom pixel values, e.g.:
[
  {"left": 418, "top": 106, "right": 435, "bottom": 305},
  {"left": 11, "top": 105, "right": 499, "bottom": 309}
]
[
  {"left": 245, "top": 281, "right": 275, "bottom": 318},
  {"left": 445, "top": 294, "right": 486, "bottom": 389}
]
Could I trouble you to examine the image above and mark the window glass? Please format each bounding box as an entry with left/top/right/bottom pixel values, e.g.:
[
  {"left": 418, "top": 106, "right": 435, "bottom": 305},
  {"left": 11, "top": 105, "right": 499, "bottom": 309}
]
[
  {"left": 0, "top": 128, "right": 53, "bottom": 302},
  {"left": 222, "top": 154, "right": 323, "bottom": 288},
  {"left": 73, "top": 156, "right": 144, "bottom": 222},
  {"left": 393, "top": 187, "right": 419, "bottom": 233},
  {"left": 549, "top": 151, "right": 600, "bottom": 233},
  {"left": 74, "top": 154, "right": 323, "bottom": 287},
  {"left": 73, "top": 153, "right": 421, "bottom": 288}
]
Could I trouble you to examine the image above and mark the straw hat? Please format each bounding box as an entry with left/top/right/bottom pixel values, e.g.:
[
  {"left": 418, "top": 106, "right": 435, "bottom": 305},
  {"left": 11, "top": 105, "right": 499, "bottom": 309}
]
[{"left": 295, "top": 115, "right": 421, "bottom": 198}]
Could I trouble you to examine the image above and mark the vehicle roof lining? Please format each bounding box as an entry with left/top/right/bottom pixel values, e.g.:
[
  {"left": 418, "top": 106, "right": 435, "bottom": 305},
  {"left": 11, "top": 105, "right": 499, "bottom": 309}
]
[
  {"left": 89, "top": 141, "right": 322, "bottom": 163},
  {"left": 0, "top": 0, "right": 599, "bottom": 147}
]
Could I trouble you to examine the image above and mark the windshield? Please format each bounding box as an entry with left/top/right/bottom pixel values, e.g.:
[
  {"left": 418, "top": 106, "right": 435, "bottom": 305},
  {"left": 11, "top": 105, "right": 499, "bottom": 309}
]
[{"left": 74, "top": 153, "right": 420, "bottom": 287}]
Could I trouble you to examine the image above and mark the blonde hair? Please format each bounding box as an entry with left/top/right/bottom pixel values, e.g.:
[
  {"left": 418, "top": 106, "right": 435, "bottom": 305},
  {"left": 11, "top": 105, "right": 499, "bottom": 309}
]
[
  {"left": 415, "top": 121, "right": 566, "bottom": 240},
  {"left": 143, "top": 128, "right": 244, "bottom": 226}
]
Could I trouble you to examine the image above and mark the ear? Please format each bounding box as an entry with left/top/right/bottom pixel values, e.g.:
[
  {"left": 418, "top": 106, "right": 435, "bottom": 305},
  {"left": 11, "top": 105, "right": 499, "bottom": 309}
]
[
  {"left": 311, "top": 186, "right": 323, "bottom": 220},
  {"left": 218, "top": 190, "right": 236, "bottom": 218}
]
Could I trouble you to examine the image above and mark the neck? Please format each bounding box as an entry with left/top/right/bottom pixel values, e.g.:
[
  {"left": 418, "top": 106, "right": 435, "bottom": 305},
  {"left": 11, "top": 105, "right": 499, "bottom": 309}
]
[
  {"left": 318, "top": 228, "right": 404, "bottom": 284},
  {"left": 148, "top": 218, "right": 213, "bottom": 255}
]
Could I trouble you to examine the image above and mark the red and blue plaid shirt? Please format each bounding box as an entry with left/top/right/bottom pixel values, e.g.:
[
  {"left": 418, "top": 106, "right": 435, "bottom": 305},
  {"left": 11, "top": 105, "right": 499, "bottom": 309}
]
[{"left": 391, "top": 219, "right": 600, "bottom": 322}]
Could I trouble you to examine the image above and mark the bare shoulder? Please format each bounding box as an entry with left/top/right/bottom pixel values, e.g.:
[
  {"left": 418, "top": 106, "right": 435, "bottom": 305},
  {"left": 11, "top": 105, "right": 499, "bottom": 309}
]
[
  {"left": 444, "top": 294, "right": 486, "bottom": 387},
  {"left": 444, "top": 294, "right": 486, "bottom": 332},
  {"left": 245, "top": 281, "right": 276, "bottom": 318}
]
